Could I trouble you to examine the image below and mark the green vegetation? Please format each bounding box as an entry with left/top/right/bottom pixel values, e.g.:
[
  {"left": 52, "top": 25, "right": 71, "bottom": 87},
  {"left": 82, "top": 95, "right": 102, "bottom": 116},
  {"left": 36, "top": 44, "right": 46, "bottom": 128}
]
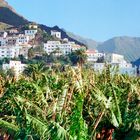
[
  {"left": 42, "top": 31, "right": 56, "bottom": 43},
  {"left": 0, "top": 64, "right": 139, "bottom": 140},
  {"left": 0, "top": 22, "right": 12, "bottom": 30},
  {"left": 8, "top": 49, "right": 87, "bottom": 66}
]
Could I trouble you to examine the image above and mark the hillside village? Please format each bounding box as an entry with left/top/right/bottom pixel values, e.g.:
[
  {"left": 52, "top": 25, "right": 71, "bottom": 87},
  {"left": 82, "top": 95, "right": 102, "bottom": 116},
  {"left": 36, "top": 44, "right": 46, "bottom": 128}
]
[
  {"left": 0, "top": 1, "right": 140, "bottom": 140},
  {"left": 0, "top": 24, "right": 137, "bottom": 77}
]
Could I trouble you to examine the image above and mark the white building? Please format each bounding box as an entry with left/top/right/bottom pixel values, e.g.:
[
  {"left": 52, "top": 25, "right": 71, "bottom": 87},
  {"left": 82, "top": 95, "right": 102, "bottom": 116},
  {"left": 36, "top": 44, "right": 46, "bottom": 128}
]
[
  {"left": 93, "top": 63, "right": 105, "bottom": 72},
  {"left": 0, "top": 33, "right": 31, "bottom": 47},
  {"left": 2, "top": 61, "right": 26, "bottom": 77},
  {"left": 25, "top": 30, "right": 37, "bottom": 39},
  {"left": 44, "top": 41, "right": 72, "bottom": 55},
  {"left": 3, "top": 32, "right": 8, "bottom": 38},
  {"left": 0, "top": 36, "right": 18, "bottom": 46},
  {"left": 17, "top": 34, "right": 30, "bottom": 45},
  {"left": 71, "top": 44, "right": 83, "bottom": 51},
  {"left": 51, "top": 30, "right": 61, "bottom": 39},
  {"left": 0, "top": 32, "right": 18, "bottom": 46},
  {"left": 93, "top": 63, "right": 136, "bottom": 76},
  {"left": 93, "top": 53, "right": 137, "bottom": 76},
  {"left": 85, "top": 50, "right": 105, "bottom": 62},
  {"left": 105, "top": 53, "right": 125, "bottom": 64},
  {"left": 7, "top": 28, "right": 19, "bottom": 34},
  {"left": 0, "top": 46, "right": 21, "bottom": 59},
  {"left": 0, "top": 37, "right": 8, "bottom": 46},
  {"left": 7, "top": 36, "right": 17, "bottom": 45}
]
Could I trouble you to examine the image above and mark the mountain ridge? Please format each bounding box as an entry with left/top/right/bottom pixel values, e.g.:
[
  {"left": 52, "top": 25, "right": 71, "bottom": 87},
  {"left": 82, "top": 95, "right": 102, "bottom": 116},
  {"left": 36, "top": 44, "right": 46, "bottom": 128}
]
[
  {"left": 97, "top": 36, "right": 140, "bottom": 62},
  {"left": 0, "top": 0, "right": 13, "bottom": 10},
  {"left": 0, "top": 0, "right": 29, "bottom": 26},
  {"left": 65, "top": 31, "right": 100, "bottom": 49},
  {"left": 1, "top": 0, "right": 140, "bottom": 64}
]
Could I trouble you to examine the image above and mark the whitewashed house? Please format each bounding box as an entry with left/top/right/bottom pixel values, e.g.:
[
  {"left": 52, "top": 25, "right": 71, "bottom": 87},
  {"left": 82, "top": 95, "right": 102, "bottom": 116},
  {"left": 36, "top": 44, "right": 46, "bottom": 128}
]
[
  {"left": 2, "top": 61, "right": 26, "bottom": 77},
  {"left": 0, "top": 35, "right": 18, "bottom": 46},
  {"left": 7, "top": 28, "right": 19, "bottom": 34},
  {"left": 17, "top": 34, "right": 30, "bottom": 45},
  {"left": 44, "top": 41, "right": 72, "bottom": 55},
  {"left": 0, "top": 37, "right": 8, "bottom": 46},
  {"left": 93, "top": 63, "right": 105, "bottom": 72},
  {"left": 105, "top": 53, "right": 125, "bottom": 64},
  {"left": 93, "top": 53, "right": 137, "bottom": 76},
  {"left": 93, "top": 63, "right": 136, "bottom": 76},
  {"left": 25, "top": 30, "right": 37, "bottom": 39},
  {"left": 71, "top": 44, "right": 83, "bottom": 51},
  {"left": 0, "top": 46, "right": 21, "bottom": 59},
  {"left": 3, "top": 32, "right": 8, "bottom": 38},
  {"left": 51, "top": 30, "right": 61, "bottom": 39},
  {"left": 7, "top": 36, "right": 18, "bottom": 46},
  {"left": 85, "top": 50, "right": 105, "bottom": 62}
]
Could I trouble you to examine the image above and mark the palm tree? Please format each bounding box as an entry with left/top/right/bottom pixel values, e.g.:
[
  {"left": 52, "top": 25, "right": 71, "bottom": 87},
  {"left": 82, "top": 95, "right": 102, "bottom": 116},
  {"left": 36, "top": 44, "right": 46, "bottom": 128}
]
[
  {"left": 23, "top": 62, "right": 47, "bottom": 80},
  {"left": 69, "top": 49, "right": 87, "bottom": 67},
  {"left": 28, "top": 47, "right": 34, "bottom": 59}
]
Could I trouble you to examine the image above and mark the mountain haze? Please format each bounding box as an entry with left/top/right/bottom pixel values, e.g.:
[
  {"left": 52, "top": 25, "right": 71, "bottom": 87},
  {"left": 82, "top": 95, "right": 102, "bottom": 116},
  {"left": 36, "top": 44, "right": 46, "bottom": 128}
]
[
  {"left": 66, "top": 31, "right": 99, "bottom": 49},
  {"left": 97, "top": 36, "right": 140, "bottom": 62},
  {"left": 1, "top": 0, "right": 140, "bottom": 64}
]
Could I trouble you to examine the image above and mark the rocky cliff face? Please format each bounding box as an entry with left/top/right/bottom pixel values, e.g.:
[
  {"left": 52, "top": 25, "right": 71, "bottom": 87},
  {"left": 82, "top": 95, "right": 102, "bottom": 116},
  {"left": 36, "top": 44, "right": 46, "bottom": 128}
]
[
  {"left": 0, "top": 0, "right": 29, "bottom": 26},
  {"left": 0, "top": 0, "right": 15, "bottom": 11}
]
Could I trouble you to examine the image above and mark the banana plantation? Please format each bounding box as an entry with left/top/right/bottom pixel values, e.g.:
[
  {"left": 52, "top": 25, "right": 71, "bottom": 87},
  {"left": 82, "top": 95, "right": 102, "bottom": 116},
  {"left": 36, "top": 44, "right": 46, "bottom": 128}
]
[{"left": 0, "top": 63, "right": 140, "bottom": 140}]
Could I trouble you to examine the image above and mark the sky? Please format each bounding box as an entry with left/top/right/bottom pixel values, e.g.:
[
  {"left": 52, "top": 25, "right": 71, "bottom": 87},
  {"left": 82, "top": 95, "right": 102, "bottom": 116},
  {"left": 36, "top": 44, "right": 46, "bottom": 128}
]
[{"left": 6, "top": 0, "right": 140, "bottom": 41}]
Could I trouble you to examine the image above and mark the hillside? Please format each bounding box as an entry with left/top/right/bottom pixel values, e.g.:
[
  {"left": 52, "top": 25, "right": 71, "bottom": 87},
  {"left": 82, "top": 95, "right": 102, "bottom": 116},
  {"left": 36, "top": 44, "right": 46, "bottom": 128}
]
[
  {"left": 0, "top": 22, "right": 12, "bottom": 30},
  {"left": 39, "top": 25, "right": 85, "bottom": 46},
  {"left": 0, "top": 0, "right": 86, "bottom": 46},
  {"left": 97, "top": 36, "right": 140, "bottom": 62},
  {"left": 0, "top": 7, "right": 29, "bottom": 27},
  {"left": 0, "top": 0, "right": 13, "bottom": 8},
  {"left": 65, "top": 31, "right": 99, "bottom": 49},
  {"left": 1, "top": 0, "right": 140, "bottom": 64},
  {"left": 0, "top": 0, "right": 28, "bottom": 26}
]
